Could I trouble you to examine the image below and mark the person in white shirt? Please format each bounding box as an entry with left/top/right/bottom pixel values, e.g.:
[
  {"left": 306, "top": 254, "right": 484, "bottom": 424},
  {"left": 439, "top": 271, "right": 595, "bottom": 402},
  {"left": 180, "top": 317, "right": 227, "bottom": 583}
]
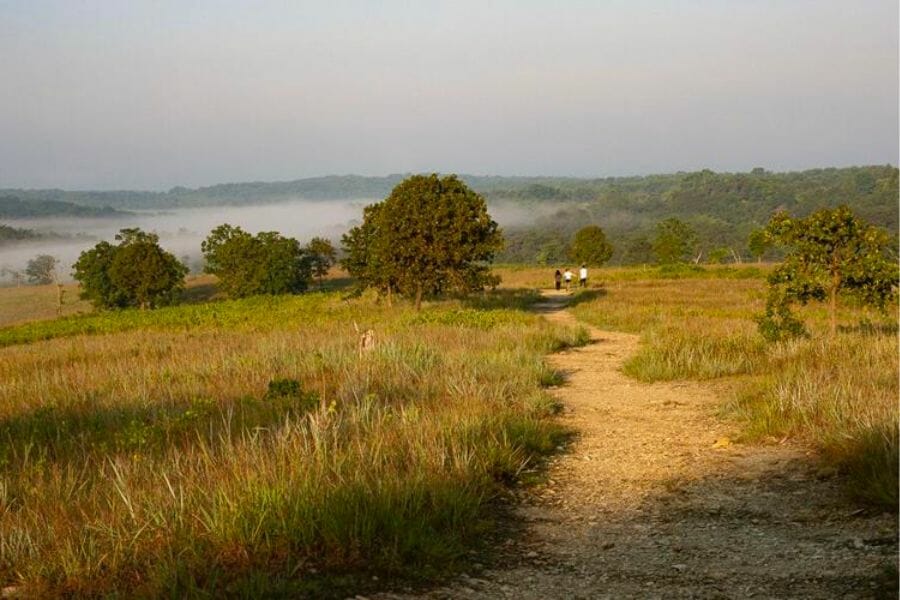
[
  {"left": 563, "top": 268, "right": 573, "bottom": 291},
  {"left": 579, "top": 265, "right": 588, "bottom": 288}
]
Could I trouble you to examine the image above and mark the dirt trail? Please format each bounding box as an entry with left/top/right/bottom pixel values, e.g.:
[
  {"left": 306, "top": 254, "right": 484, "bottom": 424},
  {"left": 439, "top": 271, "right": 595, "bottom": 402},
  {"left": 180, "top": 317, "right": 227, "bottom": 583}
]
[{"left": 376, "top": 291, "right": 897, "bottom": 600}]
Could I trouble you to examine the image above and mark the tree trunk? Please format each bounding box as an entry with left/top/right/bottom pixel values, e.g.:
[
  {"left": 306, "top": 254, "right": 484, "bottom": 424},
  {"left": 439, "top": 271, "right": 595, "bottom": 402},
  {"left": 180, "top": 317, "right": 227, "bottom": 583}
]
[
  {"left": 415, "top": 283, "right": 423, "bottom": 311},
  {"left": 828, "top": 277, "right": 839, "bottom": 336}
]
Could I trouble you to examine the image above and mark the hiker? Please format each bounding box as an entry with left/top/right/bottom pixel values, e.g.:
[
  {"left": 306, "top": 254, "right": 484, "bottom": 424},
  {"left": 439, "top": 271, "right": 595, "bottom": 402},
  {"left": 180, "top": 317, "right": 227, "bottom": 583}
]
[
  {"left": 563, "top": 268, "right": 573, "bottom": 291},
  {"left": 579, "top": 264, "right": 588, "bottom": 288},
  {"left": 554, "top": 269, "right": 562, "bottom": 291}
]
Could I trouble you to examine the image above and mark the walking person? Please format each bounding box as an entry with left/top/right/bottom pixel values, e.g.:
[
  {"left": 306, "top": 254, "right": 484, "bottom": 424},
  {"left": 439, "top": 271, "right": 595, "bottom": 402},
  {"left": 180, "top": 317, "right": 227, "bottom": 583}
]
[
  {"left": 579, "top": 264, "right": 588, "bottom": 288},
  {"left": 554, "top": 269, "right": 562, "bottom": 291},
  {"left": 563, "top": 267, "right": 573, "bottom": 291}
]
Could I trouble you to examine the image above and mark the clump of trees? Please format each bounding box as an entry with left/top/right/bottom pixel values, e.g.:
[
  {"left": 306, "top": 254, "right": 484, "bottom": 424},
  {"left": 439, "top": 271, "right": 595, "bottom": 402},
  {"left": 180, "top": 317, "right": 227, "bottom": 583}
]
[
  {"left": 342, "top": 174, "right": 503, "bottom": 309},
  {"left": 201, "top": 224, "right": 312, "bottom": 298},
  {"left": 756, "top": 205, "right": 898, "bottom": 340},
  {"left": 653, "top": 218, "right": 698, "bottom": 265},
  {"left": 568, "top": 225, "right": 613, "bottom": 267},
  {"left": 73, "top": 228, "right": 187, "bottom": 309}
]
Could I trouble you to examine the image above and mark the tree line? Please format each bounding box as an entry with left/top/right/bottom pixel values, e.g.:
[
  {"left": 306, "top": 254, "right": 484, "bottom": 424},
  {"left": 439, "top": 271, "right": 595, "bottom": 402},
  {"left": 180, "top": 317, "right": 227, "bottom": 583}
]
[
  {"left": 10, "top": 174, "right": 896, "bottom": 333},
  {"left": 64, "top": 174, "right": 503, "bottom": 311},
  {"left": 68, "top": 226, "right": 337, "bottom": 310},
  {"left": 497, "top": 165, "right": 898, "bottom": 265}
]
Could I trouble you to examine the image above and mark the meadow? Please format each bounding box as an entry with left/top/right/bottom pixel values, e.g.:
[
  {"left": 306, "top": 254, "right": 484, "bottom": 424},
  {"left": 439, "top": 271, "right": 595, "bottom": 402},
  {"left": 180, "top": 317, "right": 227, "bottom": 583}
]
[
  {"left": 0, "top": 283, "right": 587, "bottom": 597},
  {"left": 0, "top": 263, "right": 896, "bottom": 597},
  {"left": 508, "top": 266, "right": 899, "bottom": 509}
]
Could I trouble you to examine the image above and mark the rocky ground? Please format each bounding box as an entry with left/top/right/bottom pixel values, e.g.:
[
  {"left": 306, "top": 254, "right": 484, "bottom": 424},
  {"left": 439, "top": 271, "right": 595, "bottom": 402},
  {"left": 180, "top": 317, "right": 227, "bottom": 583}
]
[{"left": 372, "top": 293, "right": 898, "bottom": 599}]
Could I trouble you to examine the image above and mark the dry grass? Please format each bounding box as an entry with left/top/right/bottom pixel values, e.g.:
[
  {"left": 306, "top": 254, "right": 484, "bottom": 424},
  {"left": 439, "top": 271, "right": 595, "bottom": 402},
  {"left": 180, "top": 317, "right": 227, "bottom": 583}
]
[
  {"left": 0, "top": 288, "right": 587, "bottom": 597},
  {"left": 0, "top": 282, "right": 90, "bottom": 327},
  {"left": 557, "top": 267, "right": 898, "bottom": 510}
]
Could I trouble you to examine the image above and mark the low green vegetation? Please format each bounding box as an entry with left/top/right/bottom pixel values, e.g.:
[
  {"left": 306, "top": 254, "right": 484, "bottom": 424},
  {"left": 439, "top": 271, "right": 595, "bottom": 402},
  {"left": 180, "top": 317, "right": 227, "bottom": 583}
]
[{"left": 0, "top": 287, "right": 587, "bottom": 597}]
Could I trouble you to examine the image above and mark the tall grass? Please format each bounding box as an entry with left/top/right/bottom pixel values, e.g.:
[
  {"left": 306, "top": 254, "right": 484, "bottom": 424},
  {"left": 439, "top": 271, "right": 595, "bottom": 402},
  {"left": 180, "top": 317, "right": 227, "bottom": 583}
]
[
  {"left": 0, "top": 290, "right": 585, "bottom": 597},
  {"left": 731, "top": 335, "right": 898, "bottom": 507},
  {"left": 568, "top": 271, "right": 898, "bottom": 510}
]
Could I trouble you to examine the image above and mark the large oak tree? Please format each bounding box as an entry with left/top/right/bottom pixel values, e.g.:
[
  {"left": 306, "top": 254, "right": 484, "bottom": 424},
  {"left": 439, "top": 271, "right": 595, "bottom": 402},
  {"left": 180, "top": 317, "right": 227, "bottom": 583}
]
[{"left": 342, "top": 174, "right": 503, "bottom": 309}]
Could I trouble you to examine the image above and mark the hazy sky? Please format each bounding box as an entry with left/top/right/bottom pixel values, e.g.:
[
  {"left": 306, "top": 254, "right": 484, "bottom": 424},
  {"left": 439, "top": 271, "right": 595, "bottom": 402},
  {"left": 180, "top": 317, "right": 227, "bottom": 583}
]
[{"left": 0, "top": 1, "right": 897, "bottom": 190}]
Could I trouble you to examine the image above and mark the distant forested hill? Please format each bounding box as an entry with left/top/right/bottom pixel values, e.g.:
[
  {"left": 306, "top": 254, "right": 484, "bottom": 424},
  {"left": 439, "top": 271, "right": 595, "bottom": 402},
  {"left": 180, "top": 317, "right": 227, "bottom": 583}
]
[
  {"left": 0, "top": 196, "right": 131, "bottom": 219},
  {"left": 490, "top": 166, "right": 898, "bottom": 264},
  {"left": 1, "top": 166, "right": 896, "bottom": 264},
  {"left": 0, "top": 223, "right": 43, "bottom": 245}
]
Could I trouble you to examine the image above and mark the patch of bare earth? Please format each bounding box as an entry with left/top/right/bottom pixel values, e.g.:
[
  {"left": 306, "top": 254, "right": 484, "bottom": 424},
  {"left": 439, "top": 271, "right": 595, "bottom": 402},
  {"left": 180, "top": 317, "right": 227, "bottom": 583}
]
[{"left": 374, "top": 291, "right": 897, "bottom": 600}]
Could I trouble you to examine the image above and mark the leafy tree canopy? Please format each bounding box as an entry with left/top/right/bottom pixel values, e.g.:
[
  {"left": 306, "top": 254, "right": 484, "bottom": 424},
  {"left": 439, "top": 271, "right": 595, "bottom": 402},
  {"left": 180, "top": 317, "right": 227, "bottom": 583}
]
[
  {"left": 567, "top": 225, "right": 614, "bottom": 267},
  {"left": 202, "top": 224, "right": 311, "bottom": 298},
  {"left": 342, "top": 174, "right": 503, "bottom": 309},
  {"left": 304, "top": 237, "right": 337, "bottom": 286},
  {"left": 756, "top": 205, "right": 898, "bottom": 340},
  {"left": 73, "top": 228, "right": 186, "bottom": 309},
  {"left": 653, "top": 218, "right": 698, "bottom": 265}
]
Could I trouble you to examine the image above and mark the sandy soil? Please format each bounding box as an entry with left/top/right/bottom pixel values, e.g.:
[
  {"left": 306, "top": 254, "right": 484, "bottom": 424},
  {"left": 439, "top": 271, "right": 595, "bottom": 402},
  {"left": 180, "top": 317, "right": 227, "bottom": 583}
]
[{"left": 374, "top": 291, "right": 898, "bottom": 599}]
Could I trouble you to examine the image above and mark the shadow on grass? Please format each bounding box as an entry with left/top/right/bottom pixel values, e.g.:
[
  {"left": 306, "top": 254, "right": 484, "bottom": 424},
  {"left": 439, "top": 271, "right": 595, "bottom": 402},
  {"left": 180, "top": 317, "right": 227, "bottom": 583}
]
[
  {"left": 0, "top": 387, "right": 318, "bottom": 468},
  {"left": 181, "top": 282, "right": 220, "bottom": 304},
  {"left": 530, "top": 288, "right": 607, "bottom": 316},
  {"left": 459, "top": 288, "right": 544, "bottom": 311},
  {"left": 319, "top": 277, "right": 356, "bottom": 292},
  {"left": 838, "top": 321, "right": 899, "bottom": 336}
]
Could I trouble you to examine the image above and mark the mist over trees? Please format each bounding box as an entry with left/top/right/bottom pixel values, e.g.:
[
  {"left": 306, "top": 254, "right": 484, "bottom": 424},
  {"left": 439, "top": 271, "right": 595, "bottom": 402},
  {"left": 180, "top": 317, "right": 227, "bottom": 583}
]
[
  {"left": 2, "top": 165, "right": 896, "bottom": 272},
  {"left": 0, "top": 224, "right": 44, "bottom": 245},
  {"left": 25, "top": 254, "right": 59, "bottom": 285},
  {"left": 495, "top": 165, "right": 898, "bottom": 265}
]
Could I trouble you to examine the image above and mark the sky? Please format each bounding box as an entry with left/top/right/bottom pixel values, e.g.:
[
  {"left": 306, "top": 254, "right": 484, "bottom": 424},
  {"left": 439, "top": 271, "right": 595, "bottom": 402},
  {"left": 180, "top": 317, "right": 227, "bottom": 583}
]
[{"left": 0, "top": 0, "right": 897, "bottom": 190}]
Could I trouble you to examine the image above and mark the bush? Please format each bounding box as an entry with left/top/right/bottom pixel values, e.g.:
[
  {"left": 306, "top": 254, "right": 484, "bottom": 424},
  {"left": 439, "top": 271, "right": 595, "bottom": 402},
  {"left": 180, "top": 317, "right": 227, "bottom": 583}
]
[{"left": 202, "top": 224, "right": 312, "bottom": 297}]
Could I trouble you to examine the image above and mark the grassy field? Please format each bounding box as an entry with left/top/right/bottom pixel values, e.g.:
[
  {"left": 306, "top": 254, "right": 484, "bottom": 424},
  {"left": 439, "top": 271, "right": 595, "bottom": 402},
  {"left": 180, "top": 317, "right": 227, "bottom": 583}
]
[
  {"left": 517, "top": 266, "right": 899, "bottom": 509},
  {"left": 1, "top": 264, "right": 895, "bottom": 596},
  {"left": 0, "top": 275, "right": 222, "bottom": 328},
  {"left": 0, "top": 285, "right": 587, "bottom": 597}
]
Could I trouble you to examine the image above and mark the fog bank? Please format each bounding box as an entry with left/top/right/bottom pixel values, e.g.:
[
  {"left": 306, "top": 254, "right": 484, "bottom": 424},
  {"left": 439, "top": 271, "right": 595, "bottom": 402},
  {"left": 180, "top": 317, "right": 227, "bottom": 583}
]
[{"left": 1, "top": 198, "right": 532, "bottom": 282}]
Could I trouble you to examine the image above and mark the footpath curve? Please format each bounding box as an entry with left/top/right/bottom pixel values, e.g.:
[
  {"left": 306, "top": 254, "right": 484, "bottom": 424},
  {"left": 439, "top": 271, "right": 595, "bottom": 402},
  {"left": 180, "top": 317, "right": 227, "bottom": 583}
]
[{"left": 377, "top": 290, "right": 897, "bottom": 599}]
